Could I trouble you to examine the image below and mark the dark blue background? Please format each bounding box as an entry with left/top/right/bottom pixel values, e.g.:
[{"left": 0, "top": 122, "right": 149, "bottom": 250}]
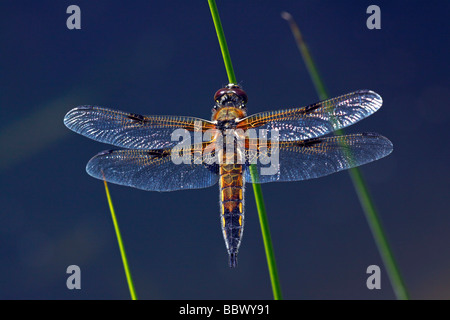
[{"left": 0, "top": 1, "right": 449, "bottom": 299}]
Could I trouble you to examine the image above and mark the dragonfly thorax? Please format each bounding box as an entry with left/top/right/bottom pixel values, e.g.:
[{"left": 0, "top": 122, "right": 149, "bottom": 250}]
[{"left": 213, "top": 107, "right": 246, "bottom": 122}]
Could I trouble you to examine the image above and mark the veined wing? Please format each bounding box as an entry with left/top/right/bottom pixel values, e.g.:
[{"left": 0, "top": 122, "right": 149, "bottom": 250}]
[
  {"left": 64, "top": 106, "right": 216, "bottom": 149},
  {"left": 237, "top": 90, "right": 382, "bottom": 141},
  {"left": 243, "top": 133, "right": 393, "bottom": 183},
  {"left": 86, "top": 144, "right": 219, "bottom": 192}
]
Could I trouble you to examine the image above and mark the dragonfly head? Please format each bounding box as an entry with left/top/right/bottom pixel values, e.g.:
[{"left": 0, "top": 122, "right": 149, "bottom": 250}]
[{"left": 213, "top": 84, "right": 248, "bottom": 112}]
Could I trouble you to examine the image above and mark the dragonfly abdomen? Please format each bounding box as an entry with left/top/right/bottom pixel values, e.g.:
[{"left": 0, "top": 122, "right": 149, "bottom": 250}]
[{"left": 219, "top": 163, "right": 245, "bottom": 268}]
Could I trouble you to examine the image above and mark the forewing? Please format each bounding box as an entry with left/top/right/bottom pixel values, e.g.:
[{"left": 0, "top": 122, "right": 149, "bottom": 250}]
[
  {"left": 237, "top": 90, "right": 382, "bottom": 141},
  {"left": 64, "top": 106, "right": 215, "bottom": 149},
  {"left": 244, "top": 133, "right": 393, "bottom": 183}
]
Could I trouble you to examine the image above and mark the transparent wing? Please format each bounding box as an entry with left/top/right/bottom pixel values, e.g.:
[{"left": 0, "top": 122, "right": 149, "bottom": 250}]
[
  {"left": 237, "top": 90, "right": 382, "bottom": 141},
  {"left": 86, "top": 146, "right": 219, "bottom": 192},
  {"left": 64, "top": 106, "right": 215, "bottom": 149},
  {"left": 243, "top": 133, "right": 393, "bottom": 183}
]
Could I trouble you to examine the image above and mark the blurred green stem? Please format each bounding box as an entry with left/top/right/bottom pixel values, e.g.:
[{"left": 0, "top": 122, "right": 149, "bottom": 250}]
[
  {"left": 208, "top": 0, "right": 282, "bottom": 300},
  {"left": 282, "top": 11, "right": 409, "bottom": 300}
]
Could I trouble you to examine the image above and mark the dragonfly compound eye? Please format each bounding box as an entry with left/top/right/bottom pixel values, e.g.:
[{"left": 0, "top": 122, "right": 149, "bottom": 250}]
[
  {"left": 214, "top": 88, "right": 229, "bottom": 102},
  {"left": 213, "top": 85, "right": 248, "bottom": 105}
]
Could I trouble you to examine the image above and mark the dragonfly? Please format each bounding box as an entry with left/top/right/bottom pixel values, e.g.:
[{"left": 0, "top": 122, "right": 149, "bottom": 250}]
[{"left": 64, "top": 84, "right": 393, "bottom": 268}]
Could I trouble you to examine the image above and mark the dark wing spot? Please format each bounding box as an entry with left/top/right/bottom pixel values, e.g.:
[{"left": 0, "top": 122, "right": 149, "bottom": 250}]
[
  {"left": 146, "top": 149, "right": 170, "bottom": 158},
  {"left": 127, "top": 113, "right": 147, "bottom": 122},
  {"left": 296, "top": 138, "right": 323, "bottom": 147},
  {"left": 301, "top": 101, "right": 323, "bottom": 114}
]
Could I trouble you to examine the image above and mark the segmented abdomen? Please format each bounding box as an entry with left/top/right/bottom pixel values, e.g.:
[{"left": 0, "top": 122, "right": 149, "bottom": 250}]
[{"left": 219, "top": 163, "right": 245, "bottom": 268}]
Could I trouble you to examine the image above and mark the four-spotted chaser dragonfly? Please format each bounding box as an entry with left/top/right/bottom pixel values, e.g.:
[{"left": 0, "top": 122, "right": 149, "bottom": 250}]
[{"left": 64, "top": 84, "right": 393, "bottom": 267}]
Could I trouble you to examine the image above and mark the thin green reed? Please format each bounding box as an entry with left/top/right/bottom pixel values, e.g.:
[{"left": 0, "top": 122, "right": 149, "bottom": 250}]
[
  {"left": 282, "top": 11, "right": 409, "bottom": 300},
  {"left": 103, "top": 178, "right": 138, "bottom": 300},
  {"left": 208, "top": 0, "right": 283, "bottom": 300}
]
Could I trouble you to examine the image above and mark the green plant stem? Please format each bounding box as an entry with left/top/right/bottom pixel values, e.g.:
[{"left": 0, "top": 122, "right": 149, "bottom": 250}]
[
  {"left": 208, "top": 0, "right": 282, "bottom": 300},
  {"left": 282, "top": 11, "right": 409, "bottom": 300},
  {"left": 348, "top": 169, "right": 409, "bottom": 300},
  {"left": 208, "top": 0, "right": 236, "bottom": 84},
  {"left": 249, "top": 166, "right": 283, "bottom": 300},
  {"left": 103, "top": 179, "right": 138, "bottom": 300}
]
